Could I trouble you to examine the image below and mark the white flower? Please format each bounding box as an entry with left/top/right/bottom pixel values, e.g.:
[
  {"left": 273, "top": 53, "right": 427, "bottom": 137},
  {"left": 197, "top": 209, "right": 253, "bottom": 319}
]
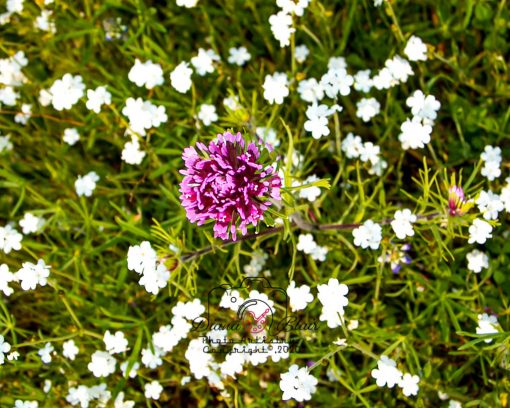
[
  {"left": 19, "top": 213, "right": 44, "bottom": 235},
  {"left": 223, "top": 95, "right": 241, "bottom": 111},
  {"left": 63, "top": 128, "right": 80, "bottom": 145},
  {"left": 153, "top": 325, "right": 181, "bottom": 353},
  {"left": 103, "top": 331, "right": 128, "bottom": 354},
  {"left": 328, "top": 56, "right": 347, "bottom": 70},
  {"left": 295, "top": 44, "right": 309, "bottom": 63},
  {"left": 391, "top": 209, "right": 417, "bottom": 239},
  {"left": 114, "top": 392, "right": 135, "bottom": 408},
  {"left": 372, "top": 67, "right": 394, "bottom": 90},
  {"left": 127, "top": 241, "right": 157, "bottom": 274},
  {"left": 341, "top": 133, "right": 364, "bottom": 158},
  {"left": 359, "top": 142, "right": 380, "bottom": 165},
  {"left": 0, "top": 264, "right": 15, "bottom": 296},
  {"left": 14, "top": 103, "right": 32, "bottom": 125},
  {"left": 371, "top": 356, "right": 403, "bottom": 388},
  {"left": 144, "top": 380, "right": 163, "bottom": 400},
  {"left": 48, "top": 74, "right": 84, "bottom": 111},
  {"left": 86, "top": 86, "right": 111, "bottom": 113},
  {"left": 0, "top": 335, "right": 11, "bottom": 365},
  {"left": 128, "top": 59, "right": 164, "bottom": 89},
  {"left": 170, "top": 61, "right": 193, "bottom": 93},
  {"left": 220, "top": 289, "right": 244, "bottom": 312},
  {"left": 0, "top": 86, "right": 20, "bottom": 105},
  {"left": 481, "top": 160, "right": 501, "bottom": 181},
  {"left": 277, "top": 0, "right": 310, "bottom": 16},
  {"left": 220, "top": 346, "right": 245, "bottom": 378},
  {"left": 280, "top": 364, "right": 318, "bottom": 402},
  {"left": 7, "top": 0, "right": 24, "bottom": 14},
  {"left": 320, "top": 67, "right": 353, "bottom": 97},
  {"left": 297, "top": 233, "right": 316, "bottom": 254},
  {"left": 0, "top": 51, "right": 27, "bottom": 86},
  {"left": 75, "top": 171, "right": 99, "bottom": 197},
  {"left": 468, "top": 219, "right": 493, "bottom": 244},
  {"left": 353, "top": 69, "right": 372, "bottom": 93},
  {"left": 43, "top": 379, "right": 52, "bottom": 393},
  {"left": 15, "top": 259, "right": 50, "bottom": 290},
  {"left": 269, "top": 11, "right": 295, "bottom": 47},
  {"left": 38, "top": 342, "right": 54, "bottom": 364},
  {"left": 404, "top": 35, "right": 427, "bottom": 61},
  {"left": 141, "top": 346, "right": 164, "bottom": 368},
  {"left": 476, "top": 313, "right": 499, "bottom": 343},
  {"left": 297, "top": 78, "right": 324, "bottom": 103},
  {"left": 228, "top": 46, "right": 251, "bottom": 66},
  {"left": 176, "top": 0, "right": 198, "bottom": 7},
  {"left": 256, "top": 127, "right": 280, "bottom": 147},
  {"left": 406, "top": 90, "right": 440, "bottom": 121},
  {"left": 121, "top": 97, "right": 167, "bottom": 136},
  {"left": 191, "top": 48, "right": 220, "bottom": 76},
  {"left": 0, "top": 134, "right": 13, "bottom": 153},
  {"left": 466, "top": 249, "right": 489, "bottom": 273},
  {"left": 197, "top": 104, "right": 218, "bottom": 125},
  {"left": 311, "top": 245, "right": 328, "bottom": 262},
  {"left": 480, "top": 145, "right": 501, "bottom": 163},
  {"left": 0, "top": 225, "right": 22, "bottom": 254},
  {"left": 34, "top": 9, "right": 56, "bottom": 33},
  {"left": 263, "top": 72, "right": 289, "bottom": 104},
  {"left": 304, "top": 103, "right": 338, "bottom": 139},
  {"left": 352, "top": 220, "right": 382, "bottom": 250},
  {"left": 385, "top": 55, "right": 413, "bottom": 83},
  {"left": 62, "top": 339, "right": 79, "bottom": 360},
  {"left": 121, "top": 135, "right": 146, "bottom": 165},
  {"left": 88, "top": 351, "right": 116, "bottom": 377},
  {"left": 356, "top": 97, "right": 380, "bottom": 122},
  {"left": 138, "top": 263, "right": 170, "bottom": 295},
  {"left": 297, "top": 174, "right": 321, "bottom": 202},
  {"left": 287, "top": 281, "right": 314, "bottom": 311},
  {"left": 66, "top": 385, "right": 92, "bottom": 407},
  {"left": 317, "top": 278, "right": 349, "bottom": 328},
  {"left": 449, "top": 401, "right": 463, "bottom": 408},
  {"left": 398, "top": 373, "right": 420, "bottom": 396},
  {"left": 501, "top": 178, "right": 510, "bottom": 212},
  {"left": 398, "top": 117, "right": 432, "bottom": 150},
  {"left": 14, "top": 401, "right": 38, "bottom": 408},
  {"left": 120, "top": 360, "right": 140, "bottom": 378},
  {"left": 476, "top": 190, "right": 503, "bottom": 220}
]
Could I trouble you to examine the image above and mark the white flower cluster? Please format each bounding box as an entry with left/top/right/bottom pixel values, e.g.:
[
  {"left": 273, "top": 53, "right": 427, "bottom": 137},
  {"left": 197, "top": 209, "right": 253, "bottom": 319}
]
[
  {"left": 317, "top": 278, "right": 349, "bottom": 328},
  {"left": 269, "top": 0, "right": 310, "bottom": 48},
  {"left": 191, "top": 48, "right": 220, "bottom": 76},
  {"left": 480, "top": 145, "right": 501, "bottom": 181},
  {"left": 304, "top": 103, "right": 341, "bottom": 139},
  {"left": 41, "top": 74, "right": 85, "bottom": 111},
  {"left": 127, "top": 241, "right": 170, "bottom": 295},
  {"left": 399, "top": 90, "right": 440, "bottom": 150},
  {"left": 0, "top": 259, "right": 50, "bottom": 295},
  {"left": 297, "top": 233, "right": 328, "bottom": 262},
  {"left": 66, "top": 382, "right": 115, "bottom": 407},
  {"left": 121, "top": 97, "right": 167, "bottom": 136},
  {"left": 371, "top": 355, "right": 420, "bottom": 397},
  {"left": 243, "top": 250, "right": 268, "bottom": 277},
  {"left": 0, "top": 51, "right": 27, "bottom": 107},
  {"left": 353, "top": 220, "right": 383, "bottom": 250},
  {"left": 391, "top": 208, "right": 417, "bottom": 239},
  {"left": 341, "top": 133, "right": 387, "bottom": 176},
  {"left": 476, "top": 190, "right": 504, "bottom": 220},
  {"left": 280, "top": 364, "right": 318, "bottom": 402},
  {"left": 128, "top": 59, "right": 164, "bottom": 89}
]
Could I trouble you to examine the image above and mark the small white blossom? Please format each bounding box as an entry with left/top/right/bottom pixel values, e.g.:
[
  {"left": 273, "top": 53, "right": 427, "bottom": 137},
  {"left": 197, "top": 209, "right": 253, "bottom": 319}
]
[
  {"left": 19, "top": 213, "right": 44, "bottom": 235},
  {"left": 317, "top": 278, "right": 349, "bottom": 328},
  {"left": 371, "top": 356, "right": 403, "bottom": 388},
  {"left": 398, "top": 373, "right": 420, "bottom": 396},
  {"left": 476, "top": 313, "right": 499, "bottom": 343},
  {"left": 170, "top": 62, "right": 193, "bottom": 93},
  {"left": 287, "top": 281, "right": 314, "bottom": 311},
  {"left": 128, "top": 59, "right": 164, "bottom": 89},
  {"left": 269, "top": 11, "right": 295, "bottom": 47},
  {"left": 191, "top": 48, "right": 220, "bottom": 76},
  {"left": 144, "top": 380, "right": 163, "bottom": 400},
  {"left": 103, "top": 331, "right": 128, "bottom": 354},
  {"left": 468, "top": 219, "right": 493, "bottom": 244},
  {"left": 476, "top": 190, "right": 503, "bottom": 220},
  {"left": 86, "top": 86, "right": 111, "bottom": 113},
  {"left": 398, "top": 117, "right": 432, "bottom": 150},
  {"left": 228, "top": 46, "right": 251, "bottom": 66},
  {"left": 404, "top": 35, "right": 427, "bottom": 61},
  {"left": 0, "top": 264, "right": 15, "bottom": 296},
  {"left": 263, "top": 72, "right": 289, "bottom": 105},
  {"left": 62, "top": 339, "right": 79, "bottom": 360},
  {"left": 356, "top": 97, "right": 380, "bottom": 122},
  {"left": 294, "top": 44, "right": 309, "bottom": 63},
  {"left": 391, "top": 209, "right": 417, "bottom": 239},
  {"left": 466, "top": 249, "right": 489, "bottom": 273},
  {"left": 197, "top": 104, "right": 218, "bottom": 126},
  {"left": 15, "top": 259, "right": 50, "bottom": 290},
  {"left": 75, "top": 171, "right": 99, "bottom": 197},
  {"left": 280, "top": 364, "right": 318, "bottom": 402},
  {"left": 352, "top": 220, "right": 382, "bottom": 250},
  {"left": 88, "top": 351, "right": 116, "bottom": 377},
  {"left": 0, "top": 225, "right": 22, "bottom": 254},
  {"left": 38, "top": 342, "right": 54, "bottom": 364},
  {"left": 63, "top": 128, "right": 80, "bottom": 145}
]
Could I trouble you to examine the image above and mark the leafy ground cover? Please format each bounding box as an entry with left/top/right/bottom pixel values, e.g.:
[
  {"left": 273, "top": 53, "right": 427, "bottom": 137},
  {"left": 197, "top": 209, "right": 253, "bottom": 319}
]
[{"left": 0, "top": 0, "right": 509, "bottom": 407}]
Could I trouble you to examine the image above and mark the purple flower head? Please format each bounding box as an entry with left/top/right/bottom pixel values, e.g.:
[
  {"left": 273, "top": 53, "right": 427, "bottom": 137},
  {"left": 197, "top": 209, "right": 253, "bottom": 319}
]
[
  {"left": 448, "top": 185, "right": 473, "bottom": 216},
  {"left": 179, "top": 131, "right": 281, "bottom": 240}
]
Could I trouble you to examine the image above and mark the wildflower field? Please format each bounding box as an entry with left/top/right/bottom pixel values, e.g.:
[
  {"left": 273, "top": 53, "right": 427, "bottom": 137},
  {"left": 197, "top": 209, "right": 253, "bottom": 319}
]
[{"left": 1, "top": 0, "right": 510, "bottom": 407}]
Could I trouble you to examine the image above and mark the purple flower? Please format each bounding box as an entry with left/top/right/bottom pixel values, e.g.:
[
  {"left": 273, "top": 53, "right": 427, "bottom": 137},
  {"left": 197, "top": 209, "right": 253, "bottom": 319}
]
[
  {"left": 179, "top": 131, "right": 281, "bottom": 240},
  {"left": 448, "top": 185, "right": 473, "bottom": 216}
]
